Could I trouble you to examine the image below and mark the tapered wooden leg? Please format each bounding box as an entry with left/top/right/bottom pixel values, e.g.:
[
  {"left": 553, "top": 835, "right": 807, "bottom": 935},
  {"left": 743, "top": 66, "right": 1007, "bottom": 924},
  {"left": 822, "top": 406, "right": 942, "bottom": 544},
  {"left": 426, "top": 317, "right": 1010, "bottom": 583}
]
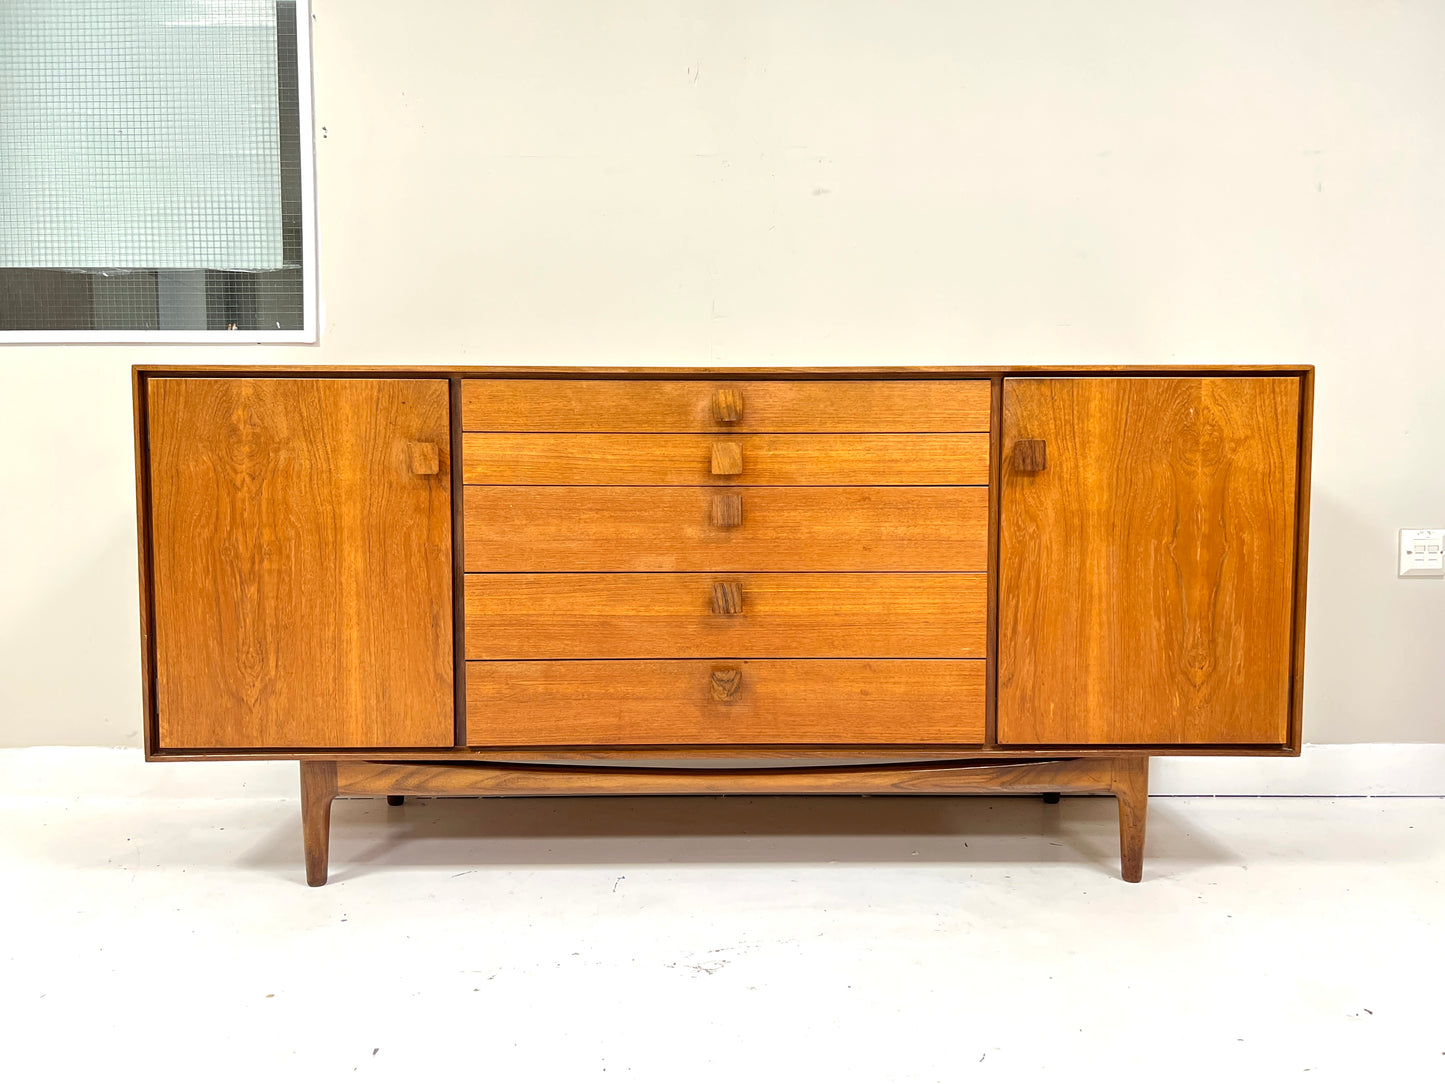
[
  {"left": 1111, "top": 757, "right": 1149, "bottom": 883},
  {"left": 300, "top": 760, "right": 338, "bottom": 887}
]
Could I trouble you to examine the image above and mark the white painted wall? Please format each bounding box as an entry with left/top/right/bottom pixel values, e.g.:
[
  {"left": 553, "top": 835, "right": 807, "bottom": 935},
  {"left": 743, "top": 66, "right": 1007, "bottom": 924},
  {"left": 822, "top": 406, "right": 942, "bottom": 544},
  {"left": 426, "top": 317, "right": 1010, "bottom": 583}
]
[{"left": 2, "top": 0, "right": 1442, "bottom": 747}]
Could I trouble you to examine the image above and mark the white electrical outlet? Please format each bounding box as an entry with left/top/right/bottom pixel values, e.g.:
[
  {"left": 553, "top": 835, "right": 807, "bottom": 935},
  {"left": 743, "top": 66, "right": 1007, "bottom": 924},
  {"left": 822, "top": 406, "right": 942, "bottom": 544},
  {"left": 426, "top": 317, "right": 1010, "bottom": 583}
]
[{"left": 1399, "top": 528, "right": 1445, "bottom": 577}]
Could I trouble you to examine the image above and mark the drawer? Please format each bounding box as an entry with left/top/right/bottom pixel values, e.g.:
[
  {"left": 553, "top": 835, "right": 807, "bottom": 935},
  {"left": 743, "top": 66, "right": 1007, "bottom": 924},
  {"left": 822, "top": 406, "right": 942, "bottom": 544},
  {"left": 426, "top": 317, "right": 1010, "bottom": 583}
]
[
  {"left": 464, "top": 573, "right": 987, "bottom": 659},
  {"left": 461, "top": 433, "right": 989, "bottom": 486},
  {"left": 463, "top": 486, "right": 989, "bottom": 572},
  {"left": 461, "top": 379, "right": 992, "bottom": 433},
  {"left": 465, "top": 659, "right": 987, "bottom": 745}
]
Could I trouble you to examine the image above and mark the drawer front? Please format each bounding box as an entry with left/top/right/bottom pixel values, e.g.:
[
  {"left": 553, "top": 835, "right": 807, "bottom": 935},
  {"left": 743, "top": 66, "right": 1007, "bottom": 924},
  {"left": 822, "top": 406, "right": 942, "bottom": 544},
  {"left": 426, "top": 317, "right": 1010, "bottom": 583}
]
[
  {"left": 465, "top": 659, "right": 987, "bottom": 745},
  {"left": 461, "top": 433, "right": 989, "bottom": 486},
  {"left": 462, "top": 379, "right": 992, "bottom": 433},
  {"left": 463, "top": 486, "right": 989, "bottom": 572},
  {"left": 464, "top": 573, "right": 987, "bottom": 659}
]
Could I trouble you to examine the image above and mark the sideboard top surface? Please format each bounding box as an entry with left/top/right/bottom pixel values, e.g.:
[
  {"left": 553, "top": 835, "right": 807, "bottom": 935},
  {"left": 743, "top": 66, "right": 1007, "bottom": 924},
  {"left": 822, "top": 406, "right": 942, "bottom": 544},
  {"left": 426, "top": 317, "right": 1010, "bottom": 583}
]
[{"left": 133, "top": 364, "right": 1313, "bottom": 379}]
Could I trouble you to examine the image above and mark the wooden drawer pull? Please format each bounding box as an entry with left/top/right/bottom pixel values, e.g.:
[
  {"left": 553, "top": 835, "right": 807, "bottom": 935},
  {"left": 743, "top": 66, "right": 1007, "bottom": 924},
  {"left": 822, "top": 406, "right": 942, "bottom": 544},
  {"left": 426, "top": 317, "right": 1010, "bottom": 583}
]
[
  {"left": 408, "top": 442, "right": 441, "bottom": 475},
  {"left": 710, "top": 667, "right": 742, "bottom": 702},
  {"left": 711, "top": 441, "right": 744, "bottom": 476},
  {"left": 1012, "top": 439, "right": 1047, "bottom": 473},
  {"left": 712, "top": 388, "right": 745, "bottom": 424},
  {"left": 711, "top": 581, "right": 744, "bottom": 616},
  {"left": 710, "top": 493, "right": 743, "bottom": 528}
]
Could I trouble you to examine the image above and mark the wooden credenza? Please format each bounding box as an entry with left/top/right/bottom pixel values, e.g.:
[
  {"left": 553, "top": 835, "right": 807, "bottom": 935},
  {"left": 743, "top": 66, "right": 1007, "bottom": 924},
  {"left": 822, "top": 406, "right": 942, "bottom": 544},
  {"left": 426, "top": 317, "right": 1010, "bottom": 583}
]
[{"left": 134, "top": 366, "right": 1312, "bottom": 885}]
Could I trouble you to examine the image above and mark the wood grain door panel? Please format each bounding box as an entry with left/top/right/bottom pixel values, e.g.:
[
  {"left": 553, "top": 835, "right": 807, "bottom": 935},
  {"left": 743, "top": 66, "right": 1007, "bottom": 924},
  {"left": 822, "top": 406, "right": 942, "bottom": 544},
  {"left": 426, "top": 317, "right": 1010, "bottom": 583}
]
[
  {"left": 463, "top": 486, "right": 989, "bottom": 572},
  {"left": 464, "top": 573, "right": 987, "bottom": 659},
  {"left": 461, "top": 379, "right": 992, "bottom": 433},
  {"left": 997, "top": 376, "right": 1301, "bottom": 745},
  {"left": 460, "top": 433, "right": 989, "bottom": 486},
  {"left": 148, "top": 378, "right": 455, "bottom": 750},
  {"left": 465, "top": 659, "right": 987, "bottom": 745}
]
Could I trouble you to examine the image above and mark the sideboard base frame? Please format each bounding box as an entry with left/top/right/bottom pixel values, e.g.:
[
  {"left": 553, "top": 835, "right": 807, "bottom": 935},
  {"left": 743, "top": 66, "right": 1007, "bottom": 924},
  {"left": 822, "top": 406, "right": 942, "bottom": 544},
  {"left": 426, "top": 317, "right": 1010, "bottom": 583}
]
[{"left": 298, "top": 755, "right": 1150, "bottom": 887}]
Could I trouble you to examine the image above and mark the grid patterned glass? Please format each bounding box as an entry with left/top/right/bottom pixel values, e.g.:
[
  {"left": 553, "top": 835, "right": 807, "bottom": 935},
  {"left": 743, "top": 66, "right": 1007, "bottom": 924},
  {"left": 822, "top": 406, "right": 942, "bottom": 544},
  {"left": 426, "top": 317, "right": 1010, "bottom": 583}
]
[{"left": 0, "top": 1, "right": 306, "bottom": 333}]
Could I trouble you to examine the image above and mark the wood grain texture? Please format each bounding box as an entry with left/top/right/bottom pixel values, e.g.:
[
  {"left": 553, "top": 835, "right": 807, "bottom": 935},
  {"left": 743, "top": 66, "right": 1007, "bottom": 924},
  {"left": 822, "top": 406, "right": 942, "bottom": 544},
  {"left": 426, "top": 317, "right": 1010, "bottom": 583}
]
[
  {"left": 713, "top": 387, "right": 745, "bottom": 423},
  {"left": 461, "top": 378, "right": 992, "bottom": 432},
  {"left": 337, "top": 755, "right": 1124, "bottom": 797},
  {"left": 1113, "top": 757, "right": 1149, "bottom": 882},
  {"left": 1012, "top": 438, "right": 1047, "bottom": 472},
  {"left": 463, "top": 486, "right": 989, "bottom": 572},
  {"left": 147, "top": 378, "right": 455, "bottom": 750},
  {"left": 463, "top": 573, "right": 987, "bottom": 659},
  {"left": 710, "top": 493, "right": 744, "bottom": 528},
  {"left": 317, "top": 753, "right": 1150, "bottom": 882},
  {"left": 710, "top": 668, "right": 743, "bottom": 701},
  {"left": 711, "top": 581, "right": 745, "bottom": 615},
  {"left": 461, "top": 432, "right": 989, "bottom": 486},
  {"left": 984, "top": 374, "right": 1003, "bottom": 745},
  {"left": 710, "top": 441, "right": 744, "bottom": 476},
  {"left": 998, "top": 376, "right": 1301, "bottom": 745},
  {"left": 408, "top": 441, "right": 440, "bottom": 475},
  {"left": 133, "top": 369, "right": 159, "bottom": 756},
  {"left": 465, "top": 659, "right": 988, "bottom": 744},
  {"left": 1288, "top": 368, "right": 1314, "bottom": 753},
  {"left": 143, "top": 364, "right": 1311, "bottom": 378},
  {"left": 300, "top": 760, "right": 337, "bottom": 886},
  {"left": 150, "top": 742, "right": 1290, "bottom": 763},
  {"left": 449, "top": 377, "right": 468, "bottom": 748}
]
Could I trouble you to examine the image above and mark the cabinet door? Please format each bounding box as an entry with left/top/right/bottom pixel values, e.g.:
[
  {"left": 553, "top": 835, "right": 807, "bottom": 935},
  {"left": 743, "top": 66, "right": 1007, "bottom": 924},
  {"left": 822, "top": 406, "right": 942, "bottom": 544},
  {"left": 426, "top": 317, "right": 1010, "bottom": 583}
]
[
  {"left": 998, "top": 377, "right": 1302, "bottom": 745},
  {"left": 147, "top": 378, "right": 454, "bottom": 749}
]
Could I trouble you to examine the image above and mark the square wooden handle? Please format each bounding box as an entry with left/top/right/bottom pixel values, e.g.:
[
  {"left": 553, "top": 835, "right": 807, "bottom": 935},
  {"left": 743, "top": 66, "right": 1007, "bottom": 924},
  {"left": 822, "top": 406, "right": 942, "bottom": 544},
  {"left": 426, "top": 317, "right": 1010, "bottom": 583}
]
[
  {"left": 711, "top": 581, "right": 744, "bottom": 615},
  {"left": 1012, "top": 439, "right": 1047, "bottom": 472},
  {"left": 713, "top": 388, "right": 745, "bottom": 424},
  {"left": 408, "top": 442, "right": 441, "bottom": 475},
  {"left": 710, "top": 493, "right": 743, "bottom": 528},
  {"left": 710, "top": 667, "right": 742, "bottom": 701},
  {"left": 711, "top": 441, "right": 744, "bottom": 476}
]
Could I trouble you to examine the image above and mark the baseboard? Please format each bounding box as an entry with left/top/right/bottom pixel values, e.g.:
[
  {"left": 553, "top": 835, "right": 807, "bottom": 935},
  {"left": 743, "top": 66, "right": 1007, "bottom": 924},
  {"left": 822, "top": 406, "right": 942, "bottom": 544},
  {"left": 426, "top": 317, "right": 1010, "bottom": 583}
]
[
  {"left": 3, "top": 744, "right": 1443, "bottom": 800},
  {"left": 0, "top": 747, "right": 299, "bottom": 801},
  {"left": 1152, "top": 743, "right": 1445, "bottom": 797}
]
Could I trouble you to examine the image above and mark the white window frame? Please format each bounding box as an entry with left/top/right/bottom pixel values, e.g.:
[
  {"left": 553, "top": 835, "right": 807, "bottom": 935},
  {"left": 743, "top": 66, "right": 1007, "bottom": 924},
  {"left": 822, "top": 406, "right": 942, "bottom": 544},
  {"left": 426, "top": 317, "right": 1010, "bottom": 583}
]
[{"left": 0, "top": 1, "right": 318, "bottom": 345}]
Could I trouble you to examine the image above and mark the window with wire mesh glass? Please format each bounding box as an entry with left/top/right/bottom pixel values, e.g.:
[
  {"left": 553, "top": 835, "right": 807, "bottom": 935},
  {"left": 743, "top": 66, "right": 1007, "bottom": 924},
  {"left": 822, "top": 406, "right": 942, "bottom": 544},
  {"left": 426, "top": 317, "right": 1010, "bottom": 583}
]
[{"left": 0, "top": 1, "right": 306, "bottom": 333}]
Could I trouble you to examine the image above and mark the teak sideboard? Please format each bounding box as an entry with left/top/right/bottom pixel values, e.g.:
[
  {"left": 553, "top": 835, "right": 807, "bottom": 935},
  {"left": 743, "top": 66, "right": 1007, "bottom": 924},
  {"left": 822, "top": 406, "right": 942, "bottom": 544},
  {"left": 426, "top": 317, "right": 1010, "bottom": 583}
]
[{"left": 132, "top": 365, "right": 1313, "bottom": 885}]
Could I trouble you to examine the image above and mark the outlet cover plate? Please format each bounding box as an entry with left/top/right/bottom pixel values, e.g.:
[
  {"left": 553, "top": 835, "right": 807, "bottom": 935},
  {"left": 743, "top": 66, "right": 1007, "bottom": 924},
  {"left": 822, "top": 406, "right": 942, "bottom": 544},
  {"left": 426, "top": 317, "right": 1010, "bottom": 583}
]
[{"left": 1399, "top": 528, "right": 1445, "bottom": 577}]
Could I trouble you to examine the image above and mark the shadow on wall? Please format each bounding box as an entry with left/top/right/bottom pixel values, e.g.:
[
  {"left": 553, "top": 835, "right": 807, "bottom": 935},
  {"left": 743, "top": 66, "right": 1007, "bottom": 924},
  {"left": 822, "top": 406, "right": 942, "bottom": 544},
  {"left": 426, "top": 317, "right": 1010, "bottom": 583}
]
[
  {"left": 1302, "top": 489, "right": 1441, "bottom": 744},
  {"left": 0, "top": 523, "right": 142, "bottom": 747}
]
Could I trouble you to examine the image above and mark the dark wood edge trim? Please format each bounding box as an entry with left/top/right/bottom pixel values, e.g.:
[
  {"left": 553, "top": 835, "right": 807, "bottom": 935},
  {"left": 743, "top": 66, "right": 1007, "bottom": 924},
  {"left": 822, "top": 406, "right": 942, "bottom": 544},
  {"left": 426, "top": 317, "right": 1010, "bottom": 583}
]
[
  {"left": 351, "top": 756, "right": 1072, "bottom": 779},
  {"left": 449, "top": 376, "right": 467, "bottom": 749},
  {"left": 1287, "top": 369, "right": 1314, "bottom": 755},
  {"left": 463, "top": 659, "right": 991, "bottom": 666},
  {"left": 331, "top": 755, "right": 1131, "bottom": 798},
  {"left": 305, "top": 758, "right": 339, "bottom": 792},
  {"left": 984, "top": 373, "right": 1003, "bottom": 746},
  {"left": 461, "top": 483, "right": 993, "bottom": 492},
  {"left": 460, "top": 429, "right": 995, "bottom": 436},
  {"left": 145, "top": 743, "right": 1295, "bottom": 762},
  {"left": 133, "top": 370, "right": 160, "bottom": 759},
  {"left": 131, "top": 365, "right": 1317, "bottom": 379}
]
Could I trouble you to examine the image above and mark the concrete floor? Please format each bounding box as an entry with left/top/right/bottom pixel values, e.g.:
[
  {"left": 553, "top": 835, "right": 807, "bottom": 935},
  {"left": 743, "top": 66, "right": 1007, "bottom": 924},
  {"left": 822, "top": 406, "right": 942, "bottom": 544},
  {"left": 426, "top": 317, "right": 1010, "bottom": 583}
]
[{"left": 2, "top": 751, "right": 1442, "bottom": 1082}]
